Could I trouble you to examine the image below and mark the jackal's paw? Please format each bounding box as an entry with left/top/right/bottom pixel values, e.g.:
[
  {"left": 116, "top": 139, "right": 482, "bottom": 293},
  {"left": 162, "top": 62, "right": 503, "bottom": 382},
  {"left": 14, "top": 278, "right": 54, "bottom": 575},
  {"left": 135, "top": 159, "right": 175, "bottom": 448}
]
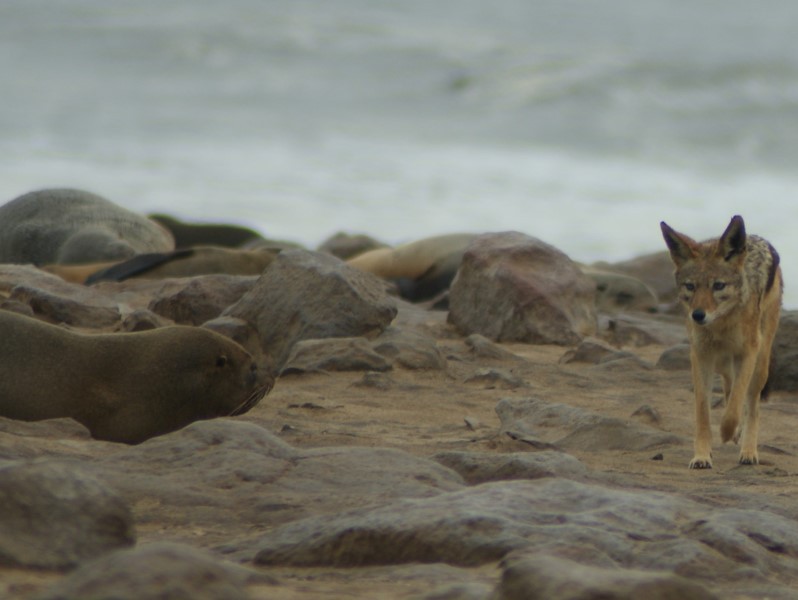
[
  {"left": 738, "top": 452, "right": 759, "bottom": 466},
  {"left": 689, "top": 456, "right": 713, "bottom": 469}
]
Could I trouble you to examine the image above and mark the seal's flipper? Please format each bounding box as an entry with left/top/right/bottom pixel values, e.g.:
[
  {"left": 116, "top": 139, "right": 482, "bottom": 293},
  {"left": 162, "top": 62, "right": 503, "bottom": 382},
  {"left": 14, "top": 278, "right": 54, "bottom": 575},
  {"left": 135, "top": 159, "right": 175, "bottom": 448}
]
[{"left": 85, "top": 248, "right": 195, "bottom": 284}]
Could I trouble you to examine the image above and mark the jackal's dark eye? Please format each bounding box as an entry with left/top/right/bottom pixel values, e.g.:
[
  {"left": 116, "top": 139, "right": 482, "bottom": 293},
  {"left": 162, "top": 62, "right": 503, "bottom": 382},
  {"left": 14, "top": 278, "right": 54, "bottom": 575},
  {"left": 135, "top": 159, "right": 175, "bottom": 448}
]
[
  {"left": 216, "top": 355, "right": 228, "bottom": 368},
  {"left": 713, "top": 281, "right": 726, "bottom": 291},
  {"left": 684, "top": 282, "right": 695, "bottom": 291}
]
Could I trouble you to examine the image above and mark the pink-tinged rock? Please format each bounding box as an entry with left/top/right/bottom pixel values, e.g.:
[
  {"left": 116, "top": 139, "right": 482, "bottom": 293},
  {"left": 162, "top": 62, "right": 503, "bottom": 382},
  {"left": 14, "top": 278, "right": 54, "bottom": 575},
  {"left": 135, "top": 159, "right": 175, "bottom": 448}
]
[{"left": 448, "top": 232, "right": 597, "bottom": 345}]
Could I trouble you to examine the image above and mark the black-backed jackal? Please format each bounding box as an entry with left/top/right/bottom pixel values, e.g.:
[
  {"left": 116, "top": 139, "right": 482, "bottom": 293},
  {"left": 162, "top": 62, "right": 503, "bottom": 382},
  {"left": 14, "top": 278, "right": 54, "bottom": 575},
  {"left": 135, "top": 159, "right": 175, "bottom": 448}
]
[{"left": 660, "top": 215, "right": 782, "bottom": 469}]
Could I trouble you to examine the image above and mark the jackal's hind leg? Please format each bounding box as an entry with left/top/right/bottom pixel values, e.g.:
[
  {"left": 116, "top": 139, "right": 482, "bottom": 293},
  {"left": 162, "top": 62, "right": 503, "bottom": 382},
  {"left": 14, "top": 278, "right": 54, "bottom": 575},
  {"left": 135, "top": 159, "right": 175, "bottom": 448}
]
[
  {"left": 721, "top": 353, "right": 756, "bottom": 444},
  {"left": 738, "top": 347, "right": 771, "bottom": 465}
]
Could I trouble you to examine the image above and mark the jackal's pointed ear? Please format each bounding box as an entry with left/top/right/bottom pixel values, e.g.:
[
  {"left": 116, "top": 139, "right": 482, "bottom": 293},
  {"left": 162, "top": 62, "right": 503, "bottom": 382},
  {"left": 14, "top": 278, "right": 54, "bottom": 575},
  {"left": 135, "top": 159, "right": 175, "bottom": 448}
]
[
  {"left": 660, "top": 221, "right": 698, "bottom": 266},
  {"left": 719, "top": 215, "right": 746, "bottom": 261}
]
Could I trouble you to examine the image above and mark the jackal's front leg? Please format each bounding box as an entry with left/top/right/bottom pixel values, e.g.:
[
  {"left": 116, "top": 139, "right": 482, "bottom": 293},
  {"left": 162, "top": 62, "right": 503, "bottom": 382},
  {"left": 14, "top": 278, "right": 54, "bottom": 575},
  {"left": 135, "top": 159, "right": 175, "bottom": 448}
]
[{"left": 689, "top": 350, "right": 714, "bottom": 469}]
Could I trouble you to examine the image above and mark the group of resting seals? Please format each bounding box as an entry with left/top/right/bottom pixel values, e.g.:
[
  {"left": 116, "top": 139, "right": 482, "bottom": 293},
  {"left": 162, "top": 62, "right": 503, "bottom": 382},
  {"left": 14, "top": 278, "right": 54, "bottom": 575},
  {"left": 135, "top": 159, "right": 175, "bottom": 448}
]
[
  {"left": 0, "top": 187, "right": 471, "bottom": 447},
  {"left": 0, "top": 187, "right": 656, "bottom": 444},
  {"left": 0, "top": 188, "right": 279, "bottom": 443}
]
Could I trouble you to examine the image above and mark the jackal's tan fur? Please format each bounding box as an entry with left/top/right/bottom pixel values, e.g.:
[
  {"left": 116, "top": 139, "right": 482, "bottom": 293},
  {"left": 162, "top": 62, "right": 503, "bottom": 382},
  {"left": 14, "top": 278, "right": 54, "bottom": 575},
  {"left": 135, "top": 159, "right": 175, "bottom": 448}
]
[{"left": 661, "top": 215, "right": 782, "bottom": 469}]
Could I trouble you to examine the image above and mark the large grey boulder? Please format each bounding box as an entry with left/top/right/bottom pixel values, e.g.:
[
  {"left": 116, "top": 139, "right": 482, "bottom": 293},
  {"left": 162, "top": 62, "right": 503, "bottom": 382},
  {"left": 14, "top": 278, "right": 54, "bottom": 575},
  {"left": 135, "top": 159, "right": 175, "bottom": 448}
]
[
  {"left": 223, "top": 249, "right": 397, "bottom": 369},
  {"left": 448, "top": 232, "right": 596, "bottom": 345}
]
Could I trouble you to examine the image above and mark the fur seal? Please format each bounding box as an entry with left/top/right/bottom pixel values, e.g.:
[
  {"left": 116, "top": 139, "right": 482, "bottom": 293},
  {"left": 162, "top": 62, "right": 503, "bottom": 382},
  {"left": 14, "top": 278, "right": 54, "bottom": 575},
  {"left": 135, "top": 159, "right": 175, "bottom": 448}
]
[
  {"left": 0, "top": 188, "right": 174, "bottom": 265},
  {"left": 0, "top": 310, "right": 273, "bottom": 443},
  {"left": 43, "top": 246, "right": 280, "bottom": 284},
  {"left": 149, "top": 213, "right": 263, "bottom": 248},
  {"left": 346, "top": 233, "right": 478, "bottom": 302}
]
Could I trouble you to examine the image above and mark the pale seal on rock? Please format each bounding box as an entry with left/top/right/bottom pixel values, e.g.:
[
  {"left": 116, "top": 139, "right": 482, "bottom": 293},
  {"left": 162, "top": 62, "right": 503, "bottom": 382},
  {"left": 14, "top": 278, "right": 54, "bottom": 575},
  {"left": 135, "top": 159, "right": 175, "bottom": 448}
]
[
  {"left": 346, "top": 233, "right": 478, "bottom": 302},
  {"left": 0, "top": 310, "right": 273, "bottom": 443},
  {"left": 0, "top": 188, "right": 175, "bottom": 266}
]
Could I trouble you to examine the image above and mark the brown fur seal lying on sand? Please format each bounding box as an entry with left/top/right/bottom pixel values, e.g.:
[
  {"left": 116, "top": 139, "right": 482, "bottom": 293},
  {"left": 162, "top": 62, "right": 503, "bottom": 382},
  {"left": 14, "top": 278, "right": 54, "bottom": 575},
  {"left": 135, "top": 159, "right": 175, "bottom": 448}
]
[
  {"left": 0, "top": 310, "right": 273, "bottom": 443},
  {"left": 0, "top": 188, "right": 174, "bottom": 265}
]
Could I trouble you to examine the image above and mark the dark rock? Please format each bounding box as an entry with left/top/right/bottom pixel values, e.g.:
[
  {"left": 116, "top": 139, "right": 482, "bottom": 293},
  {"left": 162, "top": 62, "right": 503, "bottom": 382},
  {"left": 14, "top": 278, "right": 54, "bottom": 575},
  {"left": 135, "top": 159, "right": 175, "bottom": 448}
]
[
  {"left": 352, "top": 371, "right": 399, "bottom": 390},
  {"left": 464, "top": 368, "right": 526, "bottom": 389},
  {"left": 495, "top": 553, "right": 718, "bottom": 600},
  {"left": 0, "top": 298, "right": 35, "bottom": 318},
  {"left": 496, "top": 397, "right": 684, "bottom": 452},
  {"left": 251, "top": 478, "right": 711, "bottom": 569},
  {"left": 464, "top": 334, "right": 525, "bottom": 362},
  {"left": 0, "top": 460, "right": 135, "bottom": 569},
  {"left": 148, "top": 275, "right": 258, "bottom": 325},
  {"left": 223, "top": 250, "right": 397, "bottom": 369},
  {"left": 0, "top": 264, "right": 75, "bottom": 294},
  {"left": 282, "top": 337, "right": 392, "bottom": 373},
  {"left": 37, "top": 542, "right": 272, "bottom": 600},
  {"left": 448, "top": 232, "right": 597, "bottom": 345},
  {"left": 117, "top": 308, "right": 173, "bottom": 332},
  {"left": 590, "top": 353, "right": 654, "bottom": 372},
  {"left": 559, "top": 337, "right": 620, "bottom": 365},
  {"left": 250, "top": 475, "right": 798, "bottom": 594},
  {"left": 769, "top": 311, "right": 798, "bottom": 392},
  {"left": 372, "top": 327, "right": 447, "bottom": 370},
  {"left": 631, "top": 405, "right": 662, "bottom": 425},
  {"left": 91, "top": 420, "right": 463, "bottom": 547},
  {"left": 433, "top": 451, "right": 588, "bottom": 485},
  {"left": 0, "top": 266, "right": 123, "bottom": 327}
]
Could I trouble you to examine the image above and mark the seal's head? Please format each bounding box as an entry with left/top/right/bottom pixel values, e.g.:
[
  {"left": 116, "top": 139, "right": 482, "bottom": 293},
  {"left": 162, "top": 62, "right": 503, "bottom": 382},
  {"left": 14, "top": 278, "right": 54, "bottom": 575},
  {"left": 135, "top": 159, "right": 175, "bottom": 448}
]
[{"left": 91, "top": 326, "right": 276, "bottom": 444}]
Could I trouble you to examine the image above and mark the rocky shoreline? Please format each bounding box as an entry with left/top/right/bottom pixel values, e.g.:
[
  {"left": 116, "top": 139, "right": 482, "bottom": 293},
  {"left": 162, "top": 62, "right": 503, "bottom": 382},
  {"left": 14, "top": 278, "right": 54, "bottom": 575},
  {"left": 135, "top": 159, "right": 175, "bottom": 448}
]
[{"left": 2, "top": 224, "right": 798, "bottom": 599}]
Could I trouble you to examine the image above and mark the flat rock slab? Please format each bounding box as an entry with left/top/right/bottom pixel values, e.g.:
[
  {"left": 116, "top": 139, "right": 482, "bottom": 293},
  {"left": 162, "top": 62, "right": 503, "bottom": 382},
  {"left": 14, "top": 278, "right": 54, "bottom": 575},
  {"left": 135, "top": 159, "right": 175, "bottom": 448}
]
[
  {"left": 252, "top": 477, "right": 798, "bottom": 594},
  {"left": 88, "top": 420, "right": 463, "bottom": 546},
  {"left": 36, "top": 542, "right": 272, "bottom": 600},
  {"left": 495, "top": 553, "right": 718, "bottom": 600},
  {"left": 495, "top": 397, "right": 685, "bottom": 452},
  {"left": 432, "top": 450, "right": 589, "bottom": 485}
]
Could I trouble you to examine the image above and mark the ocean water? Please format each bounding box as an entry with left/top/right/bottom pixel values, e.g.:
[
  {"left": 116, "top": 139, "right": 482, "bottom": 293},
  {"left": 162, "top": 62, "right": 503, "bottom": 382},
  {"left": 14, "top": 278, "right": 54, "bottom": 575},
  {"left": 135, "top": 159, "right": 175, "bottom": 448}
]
[{"left": 2, "top": 1, "right": 798, "bottom": 304}]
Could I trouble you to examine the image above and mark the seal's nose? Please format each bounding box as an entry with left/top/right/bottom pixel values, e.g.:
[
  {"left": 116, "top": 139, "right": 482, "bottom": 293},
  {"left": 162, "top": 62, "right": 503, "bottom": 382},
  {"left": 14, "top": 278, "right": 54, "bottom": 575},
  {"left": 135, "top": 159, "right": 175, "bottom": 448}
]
[{"left": 692, "top": 309, "right": 706, "bottom": 324}]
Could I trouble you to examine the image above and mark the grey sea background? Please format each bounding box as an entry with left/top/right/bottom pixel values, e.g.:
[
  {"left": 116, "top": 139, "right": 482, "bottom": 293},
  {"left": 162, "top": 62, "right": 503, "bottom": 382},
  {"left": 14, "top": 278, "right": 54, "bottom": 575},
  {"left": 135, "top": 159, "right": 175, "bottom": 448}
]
[{"left": 1, "top": 1, "right": 797, "bottom": 305}]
